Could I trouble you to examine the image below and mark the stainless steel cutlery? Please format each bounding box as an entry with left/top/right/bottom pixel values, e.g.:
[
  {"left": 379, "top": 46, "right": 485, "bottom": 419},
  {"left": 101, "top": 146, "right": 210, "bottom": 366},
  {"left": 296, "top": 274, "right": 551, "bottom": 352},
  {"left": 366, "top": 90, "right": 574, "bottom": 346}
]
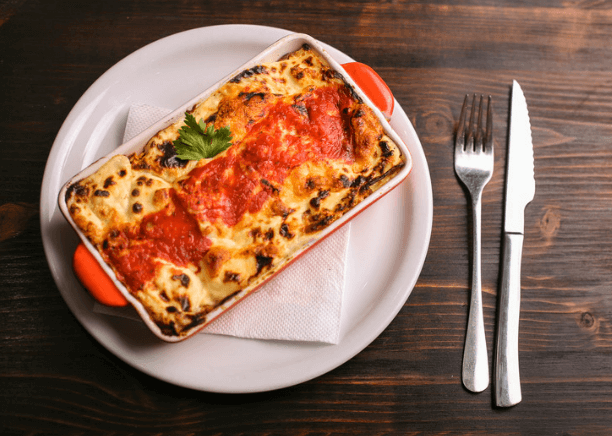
[
  {"left": 454, "top": 81, "right": 534, "bottom": 406},
  {"left": 495, "top": 80, "right": 535, "bottom": 407},
  {"left": 454, "top": 94, "right": 494, "bottom": 393}
]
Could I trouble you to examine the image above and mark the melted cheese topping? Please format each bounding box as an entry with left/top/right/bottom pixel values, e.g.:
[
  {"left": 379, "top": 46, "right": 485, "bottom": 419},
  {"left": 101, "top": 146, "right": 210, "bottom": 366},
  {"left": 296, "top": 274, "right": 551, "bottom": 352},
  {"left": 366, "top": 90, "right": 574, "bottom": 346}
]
[{"left": 66, "top": 45, "right": 406, "bottom": 339}]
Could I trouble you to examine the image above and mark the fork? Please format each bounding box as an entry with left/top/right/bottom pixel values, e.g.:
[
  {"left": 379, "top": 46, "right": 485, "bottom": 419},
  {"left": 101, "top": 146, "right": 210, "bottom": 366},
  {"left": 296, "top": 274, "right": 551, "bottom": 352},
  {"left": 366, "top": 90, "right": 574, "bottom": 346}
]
[{"left": 454, "top": 94, "right": 493, "bottom": 393}]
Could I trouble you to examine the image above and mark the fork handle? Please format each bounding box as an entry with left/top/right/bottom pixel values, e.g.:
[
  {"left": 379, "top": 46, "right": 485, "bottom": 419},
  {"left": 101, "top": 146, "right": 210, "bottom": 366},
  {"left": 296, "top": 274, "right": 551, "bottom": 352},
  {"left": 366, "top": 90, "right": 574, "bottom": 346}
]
[
  {"left": 462, "top": 194, "right": 490, "bottom": 393},
  {"left": 495, "top": 232, "right": 523, "bottom": 407}
]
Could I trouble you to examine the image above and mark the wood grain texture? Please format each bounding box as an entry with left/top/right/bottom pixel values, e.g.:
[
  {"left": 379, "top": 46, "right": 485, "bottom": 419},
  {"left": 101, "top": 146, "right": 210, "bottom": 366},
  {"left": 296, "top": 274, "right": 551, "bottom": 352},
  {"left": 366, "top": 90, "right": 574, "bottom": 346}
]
[{"left": 2, "top": 0, "right": 612, "bottom": 434}]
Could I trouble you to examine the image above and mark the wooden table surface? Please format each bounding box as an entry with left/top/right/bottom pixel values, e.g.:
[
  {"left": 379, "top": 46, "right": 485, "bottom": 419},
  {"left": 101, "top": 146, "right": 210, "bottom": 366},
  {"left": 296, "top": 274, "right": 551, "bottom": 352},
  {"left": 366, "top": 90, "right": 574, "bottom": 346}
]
[{"left": 2, "top": 1, "right": 611, "bottom": 434}]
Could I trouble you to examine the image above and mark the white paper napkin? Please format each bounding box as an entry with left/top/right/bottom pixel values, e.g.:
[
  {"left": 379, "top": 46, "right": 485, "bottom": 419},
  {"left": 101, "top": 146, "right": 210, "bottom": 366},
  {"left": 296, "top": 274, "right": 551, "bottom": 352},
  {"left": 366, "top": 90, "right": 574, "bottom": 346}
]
[{"left": 93, "top": 104, "right": 349, "bottom": 344}]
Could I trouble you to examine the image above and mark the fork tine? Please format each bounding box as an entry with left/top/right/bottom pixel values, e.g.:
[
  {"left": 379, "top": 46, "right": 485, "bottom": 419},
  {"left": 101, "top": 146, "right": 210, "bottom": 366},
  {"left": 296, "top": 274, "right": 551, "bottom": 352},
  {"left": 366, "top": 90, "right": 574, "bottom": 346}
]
[
  {"left": 456, "top": 94, "right": 469, "bottom": 150},
  {"left": 466, "top": 94, "right": 477, "bottom": 151},
  {"left": 485, "top": 95, "right": 493, "bottom": 151},
  {"left": 475, "top": 95, "right": 484, "bottom": 149}
]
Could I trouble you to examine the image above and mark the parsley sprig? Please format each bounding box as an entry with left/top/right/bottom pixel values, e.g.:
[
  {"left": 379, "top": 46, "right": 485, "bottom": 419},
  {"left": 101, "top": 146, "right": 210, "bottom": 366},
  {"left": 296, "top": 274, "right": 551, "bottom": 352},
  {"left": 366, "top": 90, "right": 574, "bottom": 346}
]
[{"left": 173, "top": 113, "right": 232, "bottom": 161}]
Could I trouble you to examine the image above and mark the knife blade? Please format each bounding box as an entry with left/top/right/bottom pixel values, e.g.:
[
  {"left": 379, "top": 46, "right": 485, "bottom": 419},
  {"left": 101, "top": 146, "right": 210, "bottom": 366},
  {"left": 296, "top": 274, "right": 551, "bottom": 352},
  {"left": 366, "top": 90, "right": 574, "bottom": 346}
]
[{"left": 495, "top": 80, "right": 535, "bottom": 407}]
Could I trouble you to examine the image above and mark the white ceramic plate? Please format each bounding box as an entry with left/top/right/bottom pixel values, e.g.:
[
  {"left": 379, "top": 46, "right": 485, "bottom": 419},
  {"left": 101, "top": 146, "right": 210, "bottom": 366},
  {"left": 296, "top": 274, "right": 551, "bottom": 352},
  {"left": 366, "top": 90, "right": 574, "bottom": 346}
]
[{"left": 40, "top": 24, "right": 433, "bottom": 393}]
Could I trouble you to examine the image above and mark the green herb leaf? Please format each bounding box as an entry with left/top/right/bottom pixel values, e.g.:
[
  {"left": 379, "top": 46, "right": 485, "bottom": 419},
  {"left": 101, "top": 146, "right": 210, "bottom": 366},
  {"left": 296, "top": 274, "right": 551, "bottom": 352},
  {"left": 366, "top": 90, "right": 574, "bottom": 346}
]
[{"left": 173, "top": 113, "right": 233, "bottom": 161}]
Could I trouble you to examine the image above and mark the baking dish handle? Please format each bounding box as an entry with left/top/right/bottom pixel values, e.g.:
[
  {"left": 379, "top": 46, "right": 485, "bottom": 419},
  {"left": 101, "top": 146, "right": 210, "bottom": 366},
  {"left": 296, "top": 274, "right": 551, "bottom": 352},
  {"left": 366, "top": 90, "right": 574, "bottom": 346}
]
[
  {"left": 72, "top": 62, "right": 395, "bottom": 307},
  {"left": 73, "top": 243, "right": 129, "bottom": 306},
  {"left": 341, "top": 62, "right": 394, "bottom": 120}
]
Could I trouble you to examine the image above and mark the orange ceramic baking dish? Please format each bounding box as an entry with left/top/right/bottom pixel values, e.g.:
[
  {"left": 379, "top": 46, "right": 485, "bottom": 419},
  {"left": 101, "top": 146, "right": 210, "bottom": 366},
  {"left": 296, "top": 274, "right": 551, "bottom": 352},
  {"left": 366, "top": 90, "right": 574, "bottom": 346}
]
[{"left": 59, "top": 33, "right": 412, "bottom": 342}]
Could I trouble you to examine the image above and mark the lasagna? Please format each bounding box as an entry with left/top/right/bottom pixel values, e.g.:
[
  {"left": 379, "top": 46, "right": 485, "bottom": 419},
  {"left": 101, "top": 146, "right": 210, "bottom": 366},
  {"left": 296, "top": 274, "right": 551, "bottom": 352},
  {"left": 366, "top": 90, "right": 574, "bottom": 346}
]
[{"left": 65, "top": 44, "right": 407, "bottom": 340}]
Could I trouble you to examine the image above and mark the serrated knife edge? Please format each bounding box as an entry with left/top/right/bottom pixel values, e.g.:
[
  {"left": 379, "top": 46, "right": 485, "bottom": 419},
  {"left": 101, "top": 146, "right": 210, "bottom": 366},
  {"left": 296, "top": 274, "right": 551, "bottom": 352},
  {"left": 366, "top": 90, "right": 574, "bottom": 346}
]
[{"left": 504, "top": 80, "right": 535, "bottom": 234}]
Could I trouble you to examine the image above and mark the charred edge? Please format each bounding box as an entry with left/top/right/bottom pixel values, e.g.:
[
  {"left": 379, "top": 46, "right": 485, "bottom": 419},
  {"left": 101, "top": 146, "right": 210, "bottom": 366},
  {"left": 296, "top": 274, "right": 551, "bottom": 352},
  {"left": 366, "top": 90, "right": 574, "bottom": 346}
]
[
  {"left": 172, "top": 274, "right": 190, "bottom": 287},
  {"left": 292, "top": 103, "right": 308, "bottom": 117},
  {"left": 179, "top": 296, "right": 191, "bottom": 312},
  {"left": 351, "top": 175, "right": 367, "bottom": 188},
  {"left": 264, "top": 229, "right": 274, "bottom": 241},
  {"left": 271, "top": 200, "right": 294, "bottom": 219},
  {"left": 370, "top": 160, "right": 387, "bottom": 177},
  {"left": 339, "top": 174, "right": 351, "bottom": 188},
  {"left": 132, "top": 161, "right": 151, "bottom": 170},
  {"left": 255, "top": 254, "right": 273, "bottom": 275},
  {"left": 309, "top": 190, "right": 330, "bottom": 209},
  {"left": 230, "top": 65, "right": 268, "bottom": 83},
  {"left": 103, "top": 177, "right": 116, "bottom": 189},
  {"left": 131, "top": 189, "right": 140, "bottom": 197},
  {"left": 65, "top": 182, "right": 88, "bottom": 201},
  {"left": 333, "top": 203, "right": 347, "bottom": 214},
  {"left": 132, "top": 203, "right": 143, "bottom": 213},
  {"left": 159, "top": 291, "right": 170, "bottom": 302},
  {"left": 184, "top": 313, "right": 207, "bottom": 332},
  {"left": 249, "top": 227, "right": 262, "bottom": 240},
  {"left": 379, "top": 140, "right": 393, "bottom": 158},
  {"left": 362, "top": 163, "right": 405, "bottom": 191},
  {"left": 240, "top": 91, "right": 266, "bottom": 102},
  {"left": 261, "top": 179, "right": 279, "bottom": 194},
  {"left": 342, "top": 80, "right": 363, "bottom": 104},
  {"left": 119, "top": 170, "right": 127, "bottom": 177},
  {"left": 279, "top": 44, "right": 311, "bottom": 61},
  {"left": 158, "top": 321, "right": 178, "bottom": 337},
  {"left": 205, "top": 113, "right": 217, "bottom": 124},
  {"left": 323, "top": 68, "right": 344, "bottom": 82},
  {"left": 305, "top": 215, "right": 334, "bottom": 234},
  {"left": 218, "top": 289, "right": 242, "bottom": 307},
  {"left": 280, "top": 223, "right": 294, "bottom": 239},
  {"left": 223, "top": 271, "right": 241, "bottom": 283},
  {"left": 94, "top": 189, "right": 110, "bottom": 197},
  {"left": 305, "top": 178, "right": 317, "bottom": 191},
  {"left": 335, "top": 190, "right": 357, "bottom": 213},
  {"left": 159, "top": 141, "right": 188, "bottom": 169}
]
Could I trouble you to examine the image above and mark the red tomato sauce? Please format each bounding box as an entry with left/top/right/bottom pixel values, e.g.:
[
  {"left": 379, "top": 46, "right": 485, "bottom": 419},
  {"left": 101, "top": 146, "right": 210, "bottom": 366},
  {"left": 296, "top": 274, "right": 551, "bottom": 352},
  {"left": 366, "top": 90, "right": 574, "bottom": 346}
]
[
  {"left": 103, "top": 85, "right": 357, "bottom": 291},
  {"left": 103, "top": 193, "right": 211, "bottom": 291},
  {"left": 179, "top": 85, "right": 357, "bottom": 227}
]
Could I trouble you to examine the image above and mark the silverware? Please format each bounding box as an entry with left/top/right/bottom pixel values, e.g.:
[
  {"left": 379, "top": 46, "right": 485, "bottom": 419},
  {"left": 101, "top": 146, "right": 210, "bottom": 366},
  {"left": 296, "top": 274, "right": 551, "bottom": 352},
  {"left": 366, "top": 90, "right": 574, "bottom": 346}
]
[
  {"left": 495, "top": 80, "right": 535, "bottom": 407},
  {"left": 454, "top": 94, "right": 494, "bottom": 393}
]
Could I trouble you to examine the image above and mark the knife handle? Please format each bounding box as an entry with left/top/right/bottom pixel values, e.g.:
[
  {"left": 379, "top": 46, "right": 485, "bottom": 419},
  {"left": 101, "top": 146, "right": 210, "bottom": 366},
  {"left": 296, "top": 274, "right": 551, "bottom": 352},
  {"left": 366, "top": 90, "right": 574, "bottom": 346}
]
[{"left": 495, "top": 232, "right": 524, "bottom": 407}]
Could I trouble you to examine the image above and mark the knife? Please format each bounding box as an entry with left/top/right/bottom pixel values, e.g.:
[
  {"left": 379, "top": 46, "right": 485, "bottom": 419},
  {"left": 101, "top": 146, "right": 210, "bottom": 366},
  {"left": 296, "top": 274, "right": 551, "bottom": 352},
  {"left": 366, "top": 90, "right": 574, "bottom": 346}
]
[{"left": 495, "top": 80, "right": 535, "bottom": 407}]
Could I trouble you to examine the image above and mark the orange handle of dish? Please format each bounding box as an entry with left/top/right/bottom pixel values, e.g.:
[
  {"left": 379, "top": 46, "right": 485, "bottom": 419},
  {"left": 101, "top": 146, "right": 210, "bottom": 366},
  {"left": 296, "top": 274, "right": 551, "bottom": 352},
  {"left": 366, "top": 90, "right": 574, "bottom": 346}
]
[
  {"left": 341, "top": 62, "right": 394, "bottom": 119},
  {"left": 73, "top": 243, "right": 128, "bottom": 307},
  {"left": 72, "top": 62, "right": 393, "bottom": 307}
]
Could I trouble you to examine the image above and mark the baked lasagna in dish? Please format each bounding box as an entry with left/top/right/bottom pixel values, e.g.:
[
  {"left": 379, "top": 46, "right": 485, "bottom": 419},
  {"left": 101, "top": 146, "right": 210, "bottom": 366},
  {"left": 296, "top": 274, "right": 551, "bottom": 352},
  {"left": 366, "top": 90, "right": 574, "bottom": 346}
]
[{"left": 63, "top": 40, "right": 410, "bottom": 341}]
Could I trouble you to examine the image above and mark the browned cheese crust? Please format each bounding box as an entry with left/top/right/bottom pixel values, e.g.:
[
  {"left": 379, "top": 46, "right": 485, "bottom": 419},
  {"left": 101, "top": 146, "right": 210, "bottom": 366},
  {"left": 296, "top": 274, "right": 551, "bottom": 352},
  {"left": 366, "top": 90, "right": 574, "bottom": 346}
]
[{"left": 65, "top": 44, "right": 406, "bottom": 339}]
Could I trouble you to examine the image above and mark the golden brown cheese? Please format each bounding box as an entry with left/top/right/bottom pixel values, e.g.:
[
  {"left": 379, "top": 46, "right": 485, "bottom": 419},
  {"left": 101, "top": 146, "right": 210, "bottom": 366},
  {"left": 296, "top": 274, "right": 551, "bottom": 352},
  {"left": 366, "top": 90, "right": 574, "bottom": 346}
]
[{"left": 66, "top": 44, "right": 406, "bottom": 339}]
